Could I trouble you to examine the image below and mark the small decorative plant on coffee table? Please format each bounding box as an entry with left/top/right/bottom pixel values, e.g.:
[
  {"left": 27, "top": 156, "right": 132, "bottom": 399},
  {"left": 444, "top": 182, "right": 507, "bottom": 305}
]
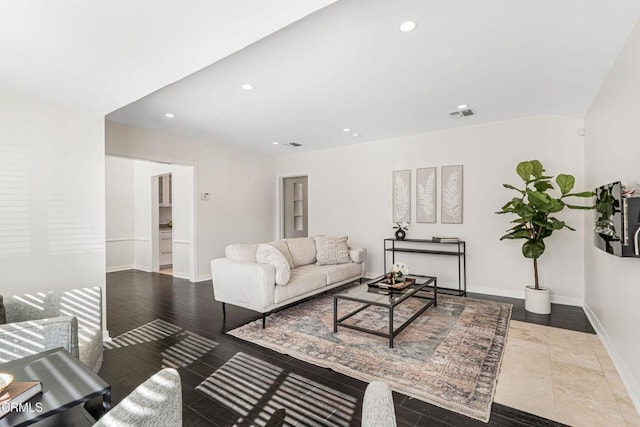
[{"left": 388, "top": 262, "right": 408, "bottom": 284}]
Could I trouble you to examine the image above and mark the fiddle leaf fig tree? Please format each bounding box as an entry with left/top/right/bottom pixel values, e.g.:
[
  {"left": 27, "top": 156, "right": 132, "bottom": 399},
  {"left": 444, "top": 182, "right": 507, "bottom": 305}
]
[{"left": 497, "top": 160, "right": 594, "bottom": 290}]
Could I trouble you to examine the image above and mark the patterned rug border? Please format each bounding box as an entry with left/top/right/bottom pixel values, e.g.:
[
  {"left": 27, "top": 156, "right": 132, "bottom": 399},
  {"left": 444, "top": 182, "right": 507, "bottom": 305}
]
[{"left": 228, "top": 294, "right": 512, "bottom": 423}]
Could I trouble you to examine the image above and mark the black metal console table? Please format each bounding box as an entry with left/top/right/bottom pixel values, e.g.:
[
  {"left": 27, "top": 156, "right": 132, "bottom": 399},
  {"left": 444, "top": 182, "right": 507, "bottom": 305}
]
[{"left": 384, "top": 238, "right": 466, "bottom": 296}]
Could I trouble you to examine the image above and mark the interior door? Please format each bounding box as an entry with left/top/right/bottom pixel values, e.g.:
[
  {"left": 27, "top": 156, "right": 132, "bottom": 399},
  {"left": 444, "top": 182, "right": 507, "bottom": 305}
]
[{"left": 282, "top": 176, "right": 308, "bottom": 238}]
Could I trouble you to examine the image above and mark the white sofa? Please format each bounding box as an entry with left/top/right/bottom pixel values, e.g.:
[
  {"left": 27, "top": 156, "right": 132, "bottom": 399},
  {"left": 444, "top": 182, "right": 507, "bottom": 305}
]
[{"left": 211, "top": 236, "right": 366, "bottom": 326}]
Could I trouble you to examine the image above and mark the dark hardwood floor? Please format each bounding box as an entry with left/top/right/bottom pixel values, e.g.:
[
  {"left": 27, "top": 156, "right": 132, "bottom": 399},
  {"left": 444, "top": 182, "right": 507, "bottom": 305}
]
[{"left": 99, "top": 270, "right": 591, "bottom": 426}]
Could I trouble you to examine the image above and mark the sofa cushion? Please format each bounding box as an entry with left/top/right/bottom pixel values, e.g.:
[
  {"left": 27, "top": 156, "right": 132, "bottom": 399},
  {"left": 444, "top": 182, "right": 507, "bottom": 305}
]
[
  {"left": 225, "top": 244, "right": 259, "bottom": 263},
  {"left": 266, "top": 241, "right": 294, "bottom": 269},
  {"left": 315, "top": 236, "right": 351, "bottom": 265},
  {"left": 314, "top": 262, "right": 363, "bottom": 284},
  {"left": 0, "top": 296, "right": 5, "bottom": 325},
  {"left": 285, "top": 237, "right": 317, "bottom": 267},
  {"left": 274, "top": 268, "right": 326, "bottom": 304},
  {"left": 256, "top": 244, "right": 291, "bottom": 286}
]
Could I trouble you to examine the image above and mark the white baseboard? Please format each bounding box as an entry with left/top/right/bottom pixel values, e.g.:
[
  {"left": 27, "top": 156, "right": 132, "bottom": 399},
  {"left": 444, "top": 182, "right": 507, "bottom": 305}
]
[
  {"left": 106, "top": 264, "right": 135, "bottom": 273},
  {"left": 550, "top": 294, "right": 583, "bottom": 307},
  {"left": 172, "top": 271, "right": 193, "bottom": 282},
  {"left": 197, "top": 273, "right": 212, "bottom": 282},
  {"left": 133, "top": 264, "right": 152, "bottom": 273},
  {"left": 469, "top": 286, "right": 523, "bottom": 300},
  {"left": 469, "top": 285, "right": 582, "bottom": 307},
  {"left": 583, "top": 303, "right": 640, "bottom": 414}
]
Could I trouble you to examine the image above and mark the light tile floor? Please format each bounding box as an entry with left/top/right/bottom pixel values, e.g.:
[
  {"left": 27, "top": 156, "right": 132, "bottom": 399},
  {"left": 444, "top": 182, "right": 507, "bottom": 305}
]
[
  {"left": 495, "top": 320, "right": 640, "bottom": 427},
  {"left": 159, "top": 267, "right": 173, "bottom": 276}
]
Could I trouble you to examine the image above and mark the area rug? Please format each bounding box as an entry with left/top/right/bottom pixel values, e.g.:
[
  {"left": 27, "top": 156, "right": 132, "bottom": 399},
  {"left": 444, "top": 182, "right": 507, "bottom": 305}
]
[{"left": 228, "top": 293, "right": 512, "bottom": 422}]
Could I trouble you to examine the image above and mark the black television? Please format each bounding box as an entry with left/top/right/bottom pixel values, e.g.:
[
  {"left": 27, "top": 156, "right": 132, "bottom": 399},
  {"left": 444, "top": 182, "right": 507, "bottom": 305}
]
[{"left": 594, "top": 181, "right": 640, "bottom": 257}]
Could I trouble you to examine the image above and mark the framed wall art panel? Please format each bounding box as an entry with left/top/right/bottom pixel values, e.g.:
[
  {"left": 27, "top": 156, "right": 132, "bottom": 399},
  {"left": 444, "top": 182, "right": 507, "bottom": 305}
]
[
  {"left": 441, "top": 165, "right": 463, "bottom": 224},
  {"left": 416, "top": 167, "right": 437, "bottom": 223},
  {"left": 392, "top": 169, "right": 411, "bottom": 223}
]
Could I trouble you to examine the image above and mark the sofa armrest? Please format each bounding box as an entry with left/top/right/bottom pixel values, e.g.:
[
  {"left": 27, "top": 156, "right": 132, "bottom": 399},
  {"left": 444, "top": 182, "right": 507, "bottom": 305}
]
[
  {"left": 349, "top": 246, "right": 367, "bottom": 264},
  {"left": 59, "top": 287, "right": 102, "bottom": 333},
  {"left": 211, "top": 258, "right": 276, "bottom": 313},
  {"left": 94, "top": 368, "right": 182, "bottom": 427},
  {"left": 362, "top": 381, "right": 397, "bottom": 427},
  {"left": 4, "top": 287, "right": 102, "bottom": 333},
  {"left": 0, "top": 316, "right": 79, "bottom": 364}
]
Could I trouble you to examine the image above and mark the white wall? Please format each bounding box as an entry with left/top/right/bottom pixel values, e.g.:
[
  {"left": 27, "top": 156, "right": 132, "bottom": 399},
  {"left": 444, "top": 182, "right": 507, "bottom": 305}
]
[
  {"left": 105, "top": 156, "right": 135, "bottom": 271},
  {"left": 133, "top": 160, "right": 194, "bottom": 279},
  {"left": 132, "top": 161, "right": 173, "bottom": 272},
  {"left": 0, "top": 96, "right": 105, "bottom": 303},
  {"left": 105, "top": 121, "right": 276, "bottom": 281},
  {"left": 168, "top": 165, "right": 196, "bottom": 279},
  {"left": 276, "top": 116, "right": 587, "bottom": 304},
  {"left": 106, "top": 157, "right": 195, "bottom": 280},
  {"left": 584, "top": 19, "right": 640, "bottom": 411}
]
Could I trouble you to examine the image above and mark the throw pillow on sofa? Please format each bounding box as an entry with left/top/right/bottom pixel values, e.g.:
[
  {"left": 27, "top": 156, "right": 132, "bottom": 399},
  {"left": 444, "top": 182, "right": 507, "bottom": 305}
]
[
  {"left": 265, "top": 240, "right": 294, "bottom": 268},
  {"left": 285, "top": 237, "right": 317, "bottom": 267},
  {"left": 256, "top": 244, "right": 291, "bottom": 285},
  {"left": 315, "top": 236, "right": 351, "bottom": 265}
]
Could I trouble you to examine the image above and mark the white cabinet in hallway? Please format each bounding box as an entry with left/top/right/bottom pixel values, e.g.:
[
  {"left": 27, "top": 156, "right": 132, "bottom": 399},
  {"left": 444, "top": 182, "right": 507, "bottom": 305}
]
[{"left": 159, "top": 229, "right": 172, "bottom": 267}]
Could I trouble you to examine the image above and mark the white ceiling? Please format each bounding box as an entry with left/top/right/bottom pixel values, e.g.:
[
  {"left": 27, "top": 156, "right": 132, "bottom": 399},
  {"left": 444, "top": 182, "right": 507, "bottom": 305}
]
[
  {"left": 106, "top": 0, "right": 640, "bottom": 155},
  {"left": 0, "top": 0, "right": 337, "bottom": 112},
  {"left": 4, "top": 2, "right": 638, "bottom": 155}
]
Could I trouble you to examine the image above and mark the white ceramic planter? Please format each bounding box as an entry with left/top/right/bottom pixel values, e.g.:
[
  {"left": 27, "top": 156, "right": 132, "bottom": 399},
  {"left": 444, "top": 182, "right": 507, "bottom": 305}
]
[{"left": 524, "top": 286, "right": 551, "bottom": 314}]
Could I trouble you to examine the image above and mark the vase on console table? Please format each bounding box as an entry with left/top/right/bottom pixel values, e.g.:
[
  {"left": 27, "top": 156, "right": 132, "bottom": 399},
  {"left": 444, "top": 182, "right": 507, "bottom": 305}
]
[{"left": 393, "top": 221, "right": 409, "bottom": 240}]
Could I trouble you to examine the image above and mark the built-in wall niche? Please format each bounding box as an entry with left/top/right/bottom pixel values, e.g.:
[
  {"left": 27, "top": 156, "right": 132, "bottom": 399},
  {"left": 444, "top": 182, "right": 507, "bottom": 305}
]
[
  {"left": 282, "top": 176, "right": 308, "bottom": 238},
  {"left": 293, "top": 182, "right": 304, "bottom": 231},
  {"left": 594, "top": 181, "right": 640, "bottom": 257}
]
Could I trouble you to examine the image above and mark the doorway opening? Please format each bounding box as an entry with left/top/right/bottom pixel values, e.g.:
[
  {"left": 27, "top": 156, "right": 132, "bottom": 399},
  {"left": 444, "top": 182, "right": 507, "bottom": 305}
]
[
  {"left": 157, "top": 173, "right": 173, "bottom": 276},
  {"left": 105, "top": 156, "right": 197, "bottom": 281}
]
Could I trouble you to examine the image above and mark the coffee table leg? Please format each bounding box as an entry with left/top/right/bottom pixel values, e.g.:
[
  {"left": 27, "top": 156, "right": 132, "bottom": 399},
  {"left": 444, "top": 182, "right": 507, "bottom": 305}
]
[
  {"left": 389, "top": 306, "right": 394, "bottom": 348},
  {"left": 333, "top": 296, "right": 338, "bottom": 333},
  {"left": 434, "top": 277, "right": 438, "bottom": 307},
  {"left": 103, "top": 387, "right": 112, "bottom": 412}
]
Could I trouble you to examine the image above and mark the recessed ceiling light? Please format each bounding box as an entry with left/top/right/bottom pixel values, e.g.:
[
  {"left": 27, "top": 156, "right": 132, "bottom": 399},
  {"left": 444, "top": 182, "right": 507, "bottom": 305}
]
[
  {"left": 343, "top": 128, "right": 351, "bottom": 133},
  {"left": 457, "top": 104, "right": 468, "bottom": 110},
  {"left": 352, "top": 133, "right": 361, "bottom": 138},
  {"left": 272, "top": 141, "right": 279, "bottom": 145},
  {"left": 242, "top": 84, "right": 254, "bottom": 91},
  {"left": 399, "top": 21, "right": 417, "bottom": 32},
  {"left": 165, "top": 113, "right": 175, "bottom": 118}
]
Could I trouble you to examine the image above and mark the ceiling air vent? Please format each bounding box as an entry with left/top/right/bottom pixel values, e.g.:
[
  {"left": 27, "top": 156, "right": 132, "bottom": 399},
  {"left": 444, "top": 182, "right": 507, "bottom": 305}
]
[
  {"left": 284, "top": 142, "right": 302, "bottom": 147},
  {"left": 449, "top": 108, "right": 476, "bottom": 119}
]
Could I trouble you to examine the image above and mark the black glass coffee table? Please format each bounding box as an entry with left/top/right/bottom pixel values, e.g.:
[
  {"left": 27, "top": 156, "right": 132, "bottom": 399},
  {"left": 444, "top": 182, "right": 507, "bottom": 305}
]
[
  {"left": 0, "top": 348, "right": 110, "bottom": 426},
  {"left": 333, "top": 275, "right": 437, "bottom": 348}
]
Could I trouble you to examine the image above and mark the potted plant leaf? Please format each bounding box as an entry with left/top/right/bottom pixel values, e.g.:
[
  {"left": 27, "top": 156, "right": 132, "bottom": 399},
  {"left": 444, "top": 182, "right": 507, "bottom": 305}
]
[{"left": 496, "top": 160, "right": 593, "bottom": 314}]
